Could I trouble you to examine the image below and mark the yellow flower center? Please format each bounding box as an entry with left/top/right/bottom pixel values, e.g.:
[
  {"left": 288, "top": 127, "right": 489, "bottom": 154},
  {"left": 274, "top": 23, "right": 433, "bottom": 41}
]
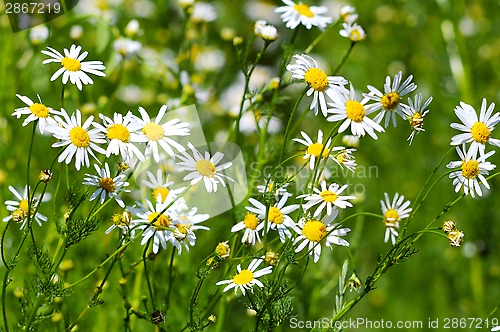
[
  {"left": 381, "top": 92, "right": 400, "bottom": 110},
  {"left": 302, "top": 220, "right": 327, "bottom": 243},
  {"left": 350, "top": 30, "right": 362, "bottom": 41},
  {"left": 293, "top": 3, "right": 314, "bottom": 17},
  {"left": 99, "top": 177, "right": 115, "bottom": 193},
  {"left": 174, "top": 224, "right": 190, "bottom": 240},
  {"left": 307, "top": 143, "right": 329, "bottom": 158},
  {"left": 111, "top": 212, "right": 131, "bottom": 226},
  {"left": 153, "top": 187, "right": 170, "bottom": 202},
  {"left": 69, "top": 127, "right": 90, "bottom": 148},
  {"left": 461, "top": 160, "right": 480, "bottom": 179},
  {"left": 336, "top": 151, "right": 348, "bottom": 163},
  {"left": 410, "top": 112, "right": 423, "bottom": 129},
  {"left": 268, "top": 206, "right": 284, "bottom": 224},
  {"left": 61, "top": 57, "right": 81, "bottom": 72},
  {"left": 142, "top": 122, "right": 164, "bottom": 141},
  {"left": 149, "top": 212, "right": 170, "bottom": 230},
  {"left": 384, "top": 209, "right": 399, "bottom": 224},
  {"left": 470, "top": 121, "right": 490, "bottom": 144},
  {"left": 19, "top": 199, "right": 32, "bottom": 216},
  {"left": 11, "top": 209, "right": 25, "bottom": 222},
  {"left": 232, "top": 269, "right": 254, "bottom": 285},
  {"left": 29, "top": 103, "right": 49, "bottom": 118},
  {"left": 107, "top": 124, "right": 130, "bottom": 142},
  {"left": 243, "top": 213, "right": 259, "bottom": 230},
  {"left": 345, "top": 100, "right": 366, "bottom": 122},
  {"left": 304, "top": 68, "right": 329, "bottom": 91},
  {"left": 320, "top": 190, "right": 338, "bottom": 203},
  {"left": 215, "top": 242, "right": 230, "bottom": 258},
  {"left": 195, "top": 160, "right": 216, "bottom": 177}
]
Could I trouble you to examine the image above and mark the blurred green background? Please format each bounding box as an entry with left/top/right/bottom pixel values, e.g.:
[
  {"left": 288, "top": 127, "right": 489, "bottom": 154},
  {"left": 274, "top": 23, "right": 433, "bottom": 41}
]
[{"left": 0, "top": 0, "right": 499, "bottom": 331}]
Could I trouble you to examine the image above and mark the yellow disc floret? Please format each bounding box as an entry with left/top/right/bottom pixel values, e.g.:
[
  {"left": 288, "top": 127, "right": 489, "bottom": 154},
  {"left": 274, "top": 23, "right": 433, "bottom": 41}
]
[
  {"left": 304, "top": 68, "right": 329, "bottom": 91},
  {"left": 153, "top": 187, "right": 170, "bottom": 202},
  {"left": 384, "top": 209, "right": 399, "bottom": 224},
  {"left": 69, "top": 127, "right": 90, "bottom": 148},
  {"left": 461, "top": 160, "right": 480, "bottom": 179},
  {"left": 345, "top": 100, "right": 366, "bottom": 122},
  {"left": 302, "top": 220, "right": 327, "bottom": 243},
  {"left": 268, "top": 207, "right": 284, "bottom": 224},
  {"left": 232, "top": 269, "right": 254, "bottom": 285},
  {"left": 381, "top": 92, "right": 400, "bottom": 110},
  {"left": 243, "top": 213, "right": 259, "bottom": 230},
  {"left": 99, "top": 177, "right": 115, "bottom": 193},
  {"left": 293, "top": 3, "right": 314, "bottom": 17},
  {"left": 107, "top": 124, "right": 130, "bottom": 142},
  {"left": 61, "top": 57, "right": 81, "bottom": 72},
  {"left": 196, "top": 160, "right": 216, "bottom": 177},
  {"left": 149, "top": 212, "right": 170, "bottom": 230},
  {"left": 307, "top": 143, "right": 329, "bottom": 158},
  {"left": 142, "top": 122, "right": 164, "bottom": 141},
  {"left": 320, "top": 190, "right": 338, "bottom": 203},
  {"left": 470, "top": 122, "right": 490, "bottom": 144},
  {"left": 29, "top": 103, "right": 49, "bottom": 118}
]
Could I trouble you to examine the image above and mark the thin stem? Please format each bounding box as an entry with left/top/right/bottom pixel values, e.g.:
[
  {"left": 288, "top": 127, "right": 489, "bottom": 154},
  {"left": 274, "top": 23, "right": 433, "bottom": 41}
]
[
  {"left": 142, "top": 239, "right": 156, "bottom": 310},
  {"left": 304, "top": 20, "right": 340, "bottom": 54},
  {"left": 165, "top": 247, "right": 176, "bottom": 313},
  {"left": 332, "top": 41, "right": 356, "bottom": 76},
  {"left": 279, "top": 86, "right": 308, "bottom": 163}
]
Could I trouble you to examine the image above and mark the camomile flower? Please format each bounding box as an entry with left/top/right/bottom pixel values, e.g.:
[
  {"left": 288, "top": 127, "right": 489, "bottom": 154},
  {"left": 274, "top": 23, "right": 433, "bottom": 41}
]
[
  {"left": 48, "top": 108, "right": 106, "bottom": 170},
  {"left": 364, "top": 71, "right": 417, "bottom": 128},
  {"left": 450, "top": 98, "right": 500, "bottom": 158},
  {"left": 216, "top": 257, "right": 273, "bottom": 296},
  {"left": 41, "top": 44, "right": 106, "bottom": 91},
  {"left": 327, "top": 84, "right": 384, "bottom": 139},
  {"left": 175, "top": 142, "right": 234, "bottom": 193},
  {"left": 339, "top": 5, "right": 358, "bottom": 24},
  {"left": 231, "top": 212, "right": 264, "bottom": 246},
  {"left": 94, "top": 111, "right": 144, "bottom": 162},
  {"left": 286, "top": 54, "right": 347, "bottom": 117},
  {"left": 135, "top": 105, "right": 190, "bottom": 162},
  {"left": 339, "top": 22, "right": 366, "bottom": 42},
  {"left": 142, "top": 169, "right": 186, "bottom": 203},
  {"left": 254, "top": 20, "right": 279, "bottom": 42},
  {"left": 83, "top": 162, "right": 130, "bottom": 208},
  {"left": 12, "top": 94, "right": 57, "bottom": 134},
  {"left": 380, "top": 193, "right": 412, "bottom": 245},
  {"left": 299, "top": 181, "right": 355, "bottom": 217},
  {"left": 275, "top": 0, "right": 332, "bottom": 31},
  {"left": 446, "top": 144, "right": 496, "bottom": 198},
  {"left": 105, "top": 210, "right": 134, "bottom": 239},
  {"left": 405, "top": 94, "right": 432, "bottom": 145},
  {"left": 256, "top": 176, "right": 291, "bottom": 201},
  {"left": 3, "top": 186, "right": 48, "bottom": 229},
  {"left": 294, "top": 211, "right": 350, "bottom": 263},
  {"left": 169, "top": 207, "right": 209, "bottom": 254},
  {"left": 293, "top": 129, "right": 341, "bottom": 170},
  {"left": 332, "top": 148, "right": 357, "bottom": 172},
  {"left": 246, "top": 195, "right": 299, "bottom": 243}
]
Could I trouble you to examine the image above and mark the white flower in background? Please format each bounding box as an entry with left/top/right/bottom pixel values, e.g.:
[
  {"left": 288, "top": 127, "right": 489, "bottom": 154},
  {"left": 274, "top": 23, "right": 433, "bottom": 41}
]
[
  {"left": 327, "top": 84, "right": 384, "bottom": 139},
  {"left": 294, "top": 211, "right": 350, "bottom": 263},
  {"left": 29, "top": 25, "right": 49, "bottom": 45},
  {"left": 191, "top": 2, "right": 217, "bottom": 23},
  {"left": 246, "top": 195, "right": 299, "bottom": 242},
  {"left": 257, "top": 177, "right": 291, "bottom": 201},
  {"left": 405, "top": 94, "right": 432, "bottom": 145},
  {"left": 12, "top": 94, "right": 57, "bottom": 134},
  {"left": 83, "top": 163, "right": 130, "bottom": 208},
  {"left": 299, "top": 181, "right": 355, "bottom": 217},
  {"left": 113, "top": 38, "right": 142, "bottom": 58},
  {"left": 135, "top": 105, "right": 190, "bottom": 162},
  {"left": 275, "top": 0, "right": 332, "bottom": 30},
  {"left": 254, "top": 20, "right": 279, "bottom": 41},
  {"left": 3, "top": 186, "right": 49, "bottom": 229},
  {"left": 216, "top": 257, "right": 273, "bottom": 295},
  {"left": 142, "top": 169, "right": 186, "bottom": 203},
  {"left": 287, "top": 54, "right": 347, "bottom": 117},
  {"left": 339, "top": 5, "right": 358, "bottom": 24},
  {"left": 41, "top": 44, "right": 106, "bottom": 91},
  {"left": 48, "top": 108, "right": 106, "bottom": 170},
  {"left": 175, "top": 143, "right": 234, "bottom": 193},
  {"left": 364, "top": 71, "right": 417, "bottom": 128},
  {"left": 125, "top": 19, "right": 140, "bottom": 37},
  {"left": 380, "top": 193, "right": 412, "bottom": 245},
  {"left": 446, "top": 144, "right": 496, "bottom": 198},
  {"left": 231, "top": 212, "right": 264, "bottom": 246},
  {"left": 450, "top": 98, "right": 500, "bottom": 158},
  {"left": 170, "top": 207, "right": 209, "bottom": 254},
  {"left": 339, "top": 22, "right": 366, "bottom": 42},
  {"left": 342, "top": 135, "right": 360, "bottom": 148},
  {"left": 69, "top": 25, "right": 84, "bottom": 40}
]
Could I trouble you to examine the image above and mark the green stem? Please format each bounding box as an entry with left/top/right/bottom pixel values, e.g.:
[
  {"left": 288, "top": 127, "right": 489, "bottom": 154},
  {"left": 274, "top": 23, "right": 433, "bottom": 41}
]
[
  {"left": 304, "top": 19, "right": 340, "bottom": 54},
  {"left": 279, "top": 87, "right": 308, "bottom": 163},
  {"left": 332, "top": 41, "right": 356, "bottom": 76}
]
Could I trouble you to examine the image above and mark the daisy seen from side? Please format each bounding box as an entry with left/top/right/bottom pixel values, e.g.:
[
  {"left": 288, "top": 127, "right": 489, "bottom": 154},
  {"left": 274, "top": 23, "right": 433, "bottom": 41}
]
[
  {"left": 216, "top": 257, "right": 273, "bottom": 296},
  {"left": 450, "top": 98, "right": 500, "bottom": 158},
  {"left": 41, "top": 44, "right": 106, "bottom": 91},
  {"left": 293, "top": 129, "right": 340, "bottom": 170},
  {"left": 105, "top": 210, "right": 134, "bottom": 238},
  {"left": 332, "top": 147, "right": 357, "bottom": 172},
  {"left": 3, "top": 186, "right": 48, "bottom": 229},
  {"left": 364, "top": 71, "right": 417, "bottom": 128},
  {"left": 48, "top": 108, "right": 106, "bottom": 170},
  {"left": 83, "top": 162, "right": 130, "bottom": 208},
  {"left": 231, "top": 212, "right": 264, "bottom": 246},
  {"left": 299, "top": 181, "right": 355, "bottom": 217},
  {"left": 405, "top": 94, "right": 432, "bottom": 145},
  {"left": 380, "top": 193, "right": 412, "bottom": 245},
  {"left": 294, "top": 210, "right": 351, "bottom": 263},
  {"left": 275, "top": 0, "right": 332, "bottom": 31},
  {"left": 169, "top": 207, "right": 210, "bottom": 254},
  {"left": 286, "top": 54, "right": 347, "bottom": 117},
  {"left": 175, "top": 142, "right": 234, "bottom": 193},
  {"left": 339, "top": 22, "right": 366, "bottom": 42},
  {"left": 327, "top": 84, "right": 384, "bottom": 139},
  {"left": 142, "top": 169, "right": 186, "bottom": 203},
  {"left": 12, "top": 94, "right": 57, "bottom": 134}
]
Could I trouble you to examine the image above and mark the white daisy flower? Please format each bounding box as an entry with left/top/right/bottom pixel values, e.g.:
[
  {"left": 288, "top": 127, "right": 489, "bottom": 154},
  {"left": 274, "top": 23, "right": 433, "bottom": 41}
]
[
  {"left": 246, "top": 195, "right": 299, "bottom": 243},
  {"left": 339, "top": 5, "right": 358, "bottom": 24},
  {"left": 12, "top": 94, "right": 57, "bottom": 134},
  {"left": 332, "top": 147, "right": 357, "bottom": 172},
  {"left": 129, "top": 198, "right": 179, "bottom": 254},
  {"left": 41, "top": 44, "right": 106, "bottom": 91},
  {"left": 450, "top": 98, "right": 500, "bottom": 158},
  {"left": 48, "top": 108, "right": 106, "bottom": 170},
  {"left": 83, "top": 162, "right": 130, "bottom": 208},
  {"left": 231, "top": 212, "right": 264, "bottom": 246},
  {"left": 342, "top": 135, "right": 360, "bottom": 148},
  {"left": 294, "top": 211, "right": 350, "bottom": 263},
  {"left": 216, "top": 257, "right": 273, "bottom": 296},
  {"left": 364, "top": 71, "right": 417, "bottom": 128},
  {"left": 275, "top": 0, "right": 332, "bottom": 30},
  {"left": 175, "top": 142, "right": 234, "bottom": 193},
  {"left": 3, "top": 186, "right": 48, "bottom": 229},
  {"left": 105, "top": 210, "right": 133, "bottom": 237},
  {"left": 327, "top": 84, "right": 384, "bottom": 139},
  {"left": 191, "top": 2, "right": 217, "bottom": 23},
  {"left": 170, "top": 207, "right": 209, "bottom": 254},
  {"left": 256, "top": 177, "right": 291, "bottom": 201},
  {"left": 446, "top": 144, "right": 496, "bottom": 198},
  {"left": 293, "top": 129, "right": 341, "bottom": 170},
  {"left": 94, "top": 111, "right": 144, "bottom": 162},
  {"left": 380, "top": 193, "right": 412, "bottom": 245},
  {"left": 254, "top": 20, "right": 279, "bottom": 41},
  {"left": 135, "top": 105, "right": 190, "bottom": 163},
  {"left": 405, "top": 94, "right": 432, "bottom": 145},
  {"left": 286, "top": 54, "right": 347, "bottom": 117},
  {"left": 299, "top": 181, "right": 355, "bottom": 217},
  {"left": 113, "top": 37, "right": 142, "bottom": 58},
  {"left": 142, "top": 169, "right": 186, "bottom": 203},
  {"left": 339, "top": 22, "right": 366, "bottom": 42}
]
